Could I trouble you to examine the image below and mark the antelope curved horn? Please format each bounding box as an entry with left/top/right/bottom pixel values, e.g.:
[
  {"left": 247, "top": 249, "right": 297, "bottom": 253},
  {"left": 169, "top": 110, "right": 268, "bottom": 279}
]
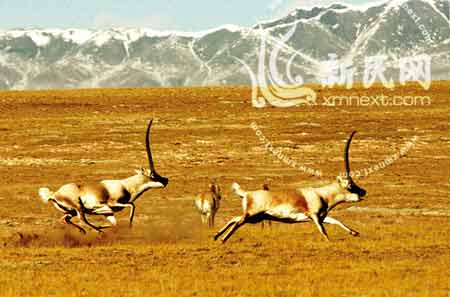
[
  {"left": 145, "top": 119, "right": 156, "bottom": 172},
  {"left": 344, "top": 131, "right": 357, "bottom": 178}
]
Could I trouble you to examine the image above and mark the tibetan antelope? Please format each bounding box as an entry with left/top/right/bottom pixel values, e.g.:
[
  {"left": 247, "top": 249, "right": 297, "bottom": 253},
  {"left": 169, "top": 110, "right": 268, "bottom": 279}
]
[
  {"left": 214, "top": 131, "right": 367, "bottom": 243},
  {"left": 38, "top": 119, "right": 169, "bottom": 234},
  {"left": 194, "top": 183, "right": 221, "bottom": 228}
]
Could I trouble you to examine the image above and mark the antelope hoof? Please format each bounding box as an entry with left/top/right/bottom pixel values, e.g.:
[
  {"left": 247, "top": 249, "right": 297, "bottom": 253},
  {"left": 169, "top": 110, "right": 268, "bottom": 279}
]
[{"left": 350, "top": 230, "right": 360, "bottom": 237}]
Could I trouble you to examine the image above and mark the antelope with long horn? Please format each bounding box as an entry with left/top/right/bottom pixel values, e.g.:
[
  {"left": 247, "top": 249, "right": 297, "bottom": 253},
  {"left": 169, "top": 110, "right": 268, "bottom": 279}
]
[
  {"left": 38, "top": 119, "right": 169, "bottom": 234},
  {"left": 214, "top": 131, "right": 366, "bottom": 243},
  {"left": 194, "top": 183, "right": 221, "bottom": 228}
]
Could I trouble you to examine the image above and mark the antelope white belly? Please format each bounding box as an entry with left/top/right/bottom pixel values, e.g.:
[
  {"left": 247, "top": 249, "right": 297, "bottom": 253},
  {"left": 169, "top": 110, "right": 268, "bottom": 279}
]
[
  {"left": 266, "top": 204, "right": 309, "bottom": 221},
  {"left": 80, "top": 194, "right": 98, "bottom": 209}
]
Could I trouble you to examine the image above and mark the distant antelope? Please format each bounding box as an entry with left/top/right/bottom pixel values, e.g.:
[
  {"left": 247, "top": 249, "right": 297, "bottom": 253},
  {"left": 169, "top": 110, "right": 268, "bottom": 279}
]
[
  {"left": 194, "top": 183, "right": 221, "bottom": 228},
  {"left": 215, "top": 131, "right": 367, "bottom": 243},
  {"left": 39, "top": 119, "right": 169, "bottom": 234}
]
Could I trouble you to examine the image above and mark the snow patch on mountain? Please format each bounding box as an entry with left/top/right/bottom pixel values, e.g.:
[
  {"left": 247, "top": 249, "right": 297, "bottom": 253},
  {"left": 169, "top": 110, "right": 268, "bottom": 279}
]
[{"left": 0, "top": 0, "right": 448, "bottom": 90}]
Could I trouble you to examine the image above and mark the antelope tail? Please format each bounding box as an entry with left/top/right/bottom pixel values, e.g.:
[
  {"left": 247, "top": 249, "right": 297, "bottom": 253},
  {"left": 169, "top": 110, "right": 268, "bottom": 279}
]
[
  {"left": 231, "top": 182, "right": 247, "bottom": 199},
  {"left": 38, "top": 187, "right": 54, "bottom": 204}
]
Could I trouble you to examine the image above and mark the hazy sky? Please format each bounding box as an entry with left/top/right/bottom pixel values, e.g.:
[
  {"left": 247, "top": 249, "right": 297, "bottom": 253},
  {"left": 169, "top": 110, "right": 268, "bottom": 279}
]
[{"left": 0, "top": 0, "right": 375, "bottom": 31}]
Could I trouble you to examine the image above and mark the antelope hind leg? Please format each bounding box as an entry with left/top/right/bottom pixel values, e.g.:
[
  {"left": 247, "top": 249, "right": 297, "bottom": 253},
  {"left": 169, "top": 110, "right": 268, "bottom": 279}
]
[
  {"left": 61, "top": 214, "right": 87, "bottom": 234},
  {"left": 323, "top": 216, "right": 359, "bottom": 236},
  {"left": 214, "top": 216, "right": 241, "bottom": 241}
]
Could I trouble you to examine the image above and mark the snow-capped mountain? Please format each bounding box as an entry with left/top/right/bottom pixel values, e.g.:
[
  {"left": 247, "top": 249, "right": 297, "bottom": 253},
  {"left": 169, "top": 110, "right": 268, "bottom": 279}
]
[{"left": 0, "top": 0, "right": 448, "bottom": 90}]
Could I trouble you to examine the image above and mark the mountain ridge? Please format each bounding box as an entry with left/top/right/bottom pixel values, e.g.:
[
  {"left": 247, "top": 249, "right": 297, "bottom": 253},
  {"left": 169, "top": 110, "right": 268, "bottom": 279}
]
[{"left": 0, "top": 0, "right": 448, "bottom": 90}]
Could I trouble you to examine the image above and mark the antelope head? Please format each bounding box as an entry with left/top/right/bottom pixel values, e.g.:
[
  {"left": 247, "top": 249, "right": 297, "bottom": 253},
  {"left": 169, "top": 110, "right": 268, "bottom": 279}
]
[
  {"left": 337, "top": 131, "right": 366, "bottom": 201},
  {"left": 139, "top": 119, "right": 169, "bottom": 187},
  {"left": 210, "top": 183, "right": 221, "bottom": 200}
]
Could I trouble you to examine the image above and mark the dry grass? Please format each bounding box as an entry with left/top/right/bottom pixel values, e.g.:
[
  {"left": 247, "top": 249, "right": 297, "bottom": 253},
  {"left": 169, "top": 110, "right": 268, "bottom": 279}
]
[{"left": 0, "top": 83, "right": 449, "bottom": 296}]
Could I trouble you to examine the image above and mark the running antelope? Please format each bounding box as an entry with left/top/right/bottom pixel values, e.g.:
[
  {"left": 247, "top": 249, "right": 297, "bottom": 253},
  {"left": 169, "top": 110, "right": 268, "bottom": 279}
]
[
  {"left": 38, "top": 119, "right": 169, "bottom": 234},
  {"left": 194, "top": 183, "right": 221, "bottom": 228},
  {"left": 214, "top": 131, "right": 366, "bottom": 243}
]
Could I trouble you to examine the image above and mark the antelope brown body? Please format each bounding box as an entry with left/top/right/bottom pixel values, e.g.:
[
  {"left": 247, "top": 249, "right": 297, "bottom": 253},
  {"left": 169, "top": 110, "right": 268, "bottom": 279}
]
[{"left": 194, "top": 183, "right": 221, "bottom": 228}]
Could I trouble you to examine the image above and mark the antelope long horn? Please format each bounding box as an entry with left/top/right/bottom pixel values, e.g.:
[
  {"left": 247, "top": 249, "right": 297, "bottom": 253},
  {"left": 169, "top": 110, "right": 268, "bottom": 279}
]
[
  {"left": 344, "top": 131, "right": 357, "bottom": 178},
  {"left": 145, "top": 119, "right": 156, "bottom": 172}
]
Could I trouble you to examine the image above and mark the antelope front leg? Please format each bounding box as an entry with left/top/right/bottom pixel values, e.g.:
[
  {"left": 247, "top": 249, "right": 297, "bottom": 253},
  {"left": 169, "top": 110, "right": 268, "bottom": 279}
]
[
  {"left": 93, "top": 215, "right": 118, "bottom": 230},
  {"left": 127, "top": 203, "right": 136, "bottom": 227},
  {"left": 78, "top": 210, "right": 104, "bottom": 233},
  {"left": 110, "top": 202, "right": 135, "bottom": 227},
  {"left": 324, "top": 216, "right": 359, "bottom": 236},
  {"left": 311, "top": 214, "right": 329, "bottom": 241}
]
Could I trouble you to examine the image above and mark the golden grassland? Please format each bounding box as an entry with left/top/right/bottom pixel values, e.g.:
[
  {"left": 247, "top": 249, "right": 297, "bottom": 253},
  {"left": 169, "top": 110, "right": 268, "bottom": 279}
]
[{"left": 0, "top": 82, "right": 449, "bottom": 297}]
